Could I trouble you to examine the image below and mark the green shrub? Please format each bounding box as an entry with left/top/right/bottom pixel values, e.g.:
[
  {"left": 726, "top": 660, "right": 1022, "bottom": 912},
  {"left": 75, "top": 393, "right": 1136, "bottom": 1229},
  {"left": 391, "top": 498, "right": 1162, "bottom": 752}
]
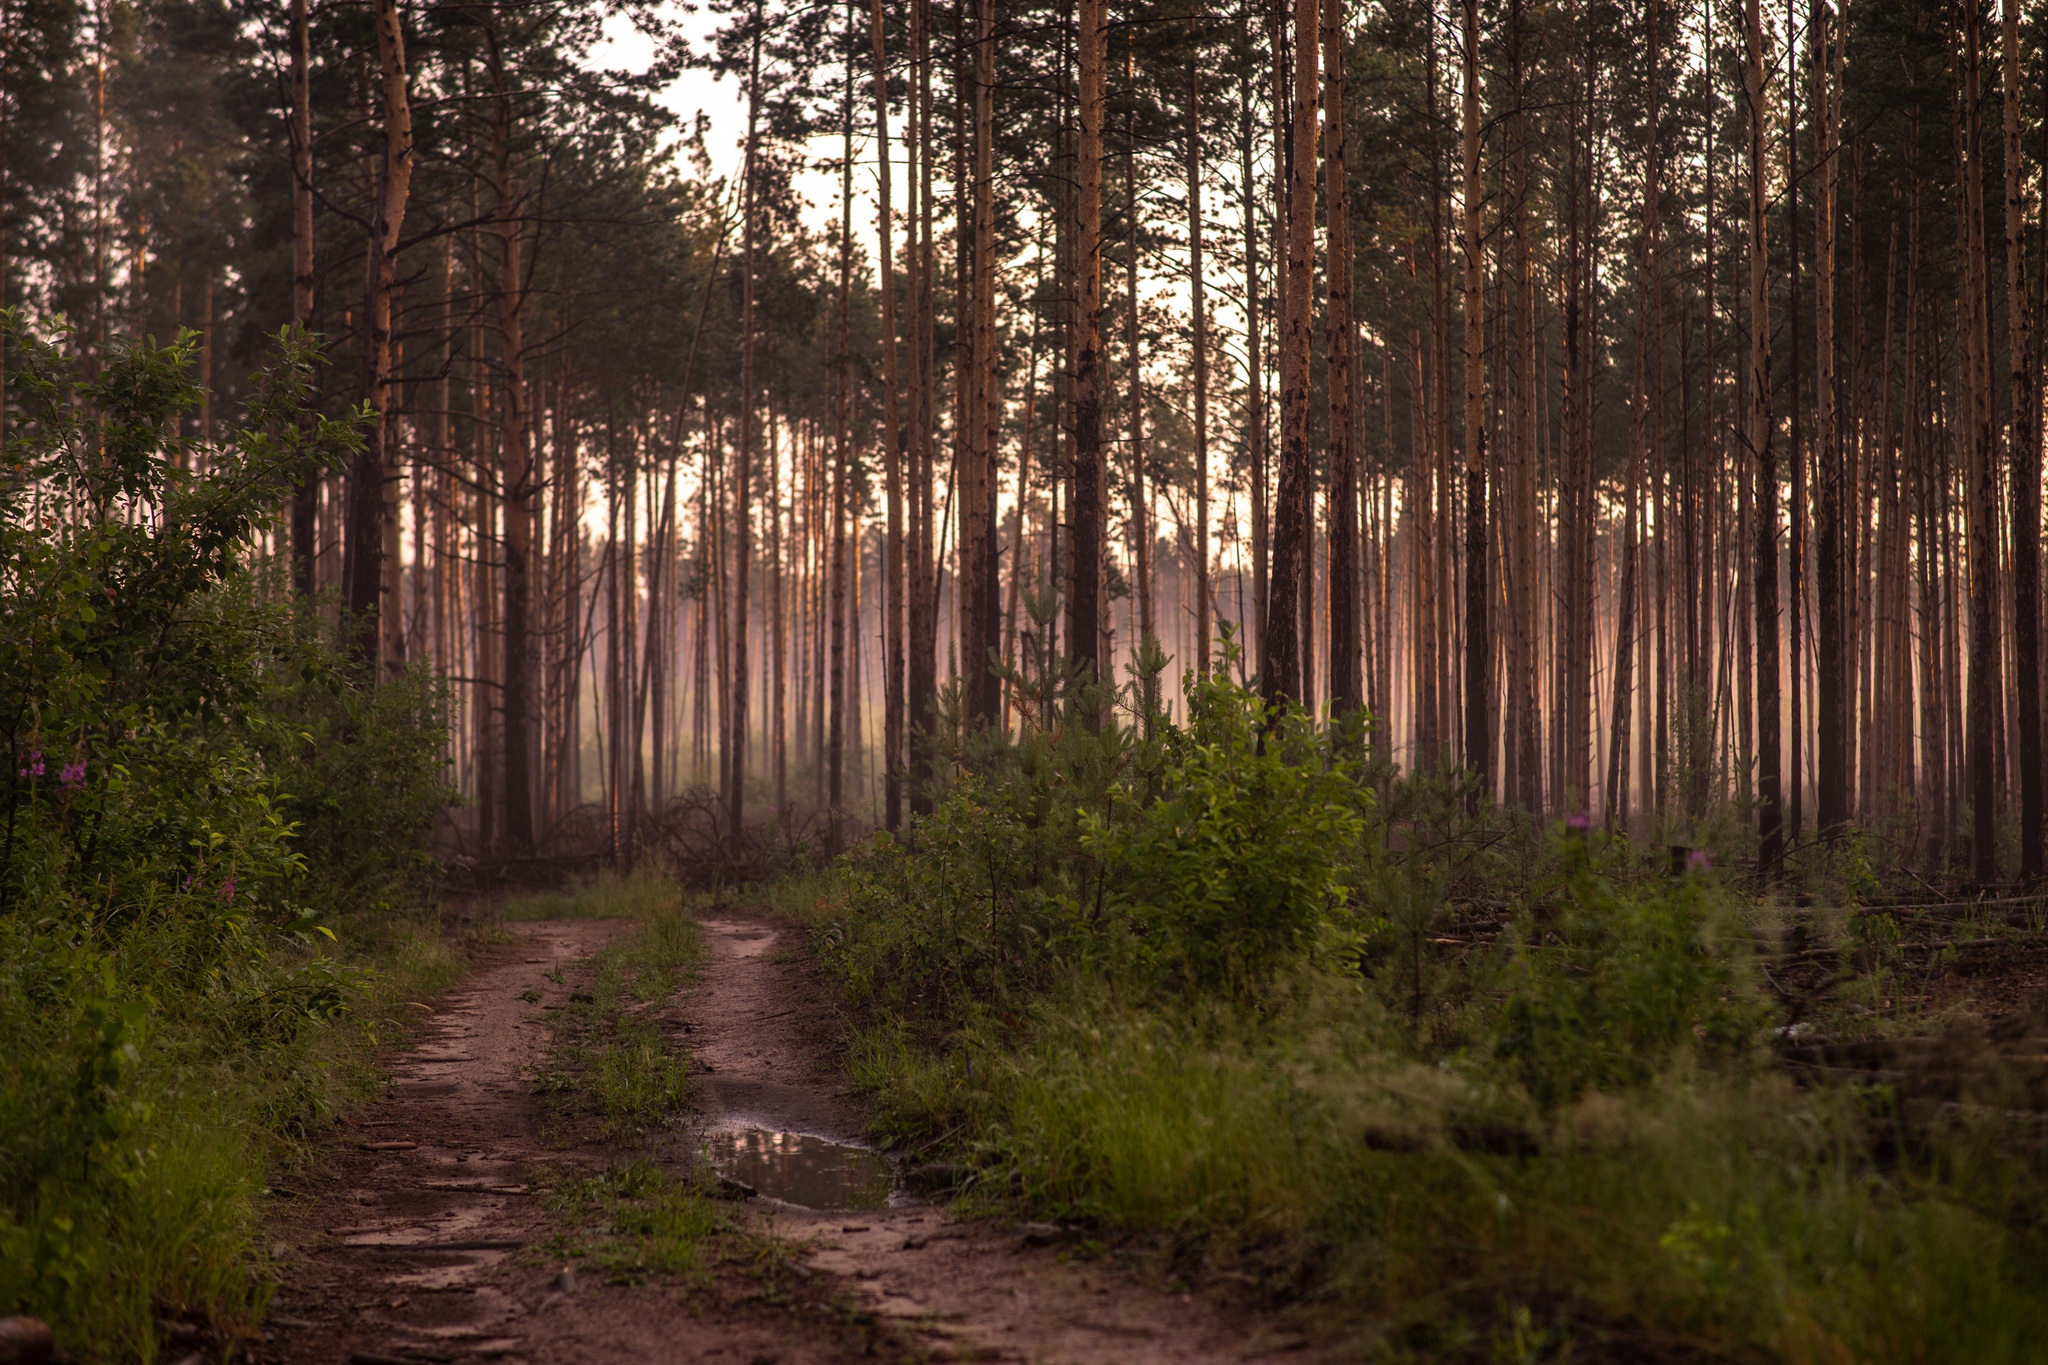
[
  {"left": 1093, "top": 654, "right": 1371, "bottom": 994},
  {"left": 793, "top": 615, "right": 2048, "bottom": 1359},
  {"left": 1494, "top": 836, "right": 1764, "bottom": 1109},
  {"left": 0, "top": 315, "right": 450, "bottom": 1358}
]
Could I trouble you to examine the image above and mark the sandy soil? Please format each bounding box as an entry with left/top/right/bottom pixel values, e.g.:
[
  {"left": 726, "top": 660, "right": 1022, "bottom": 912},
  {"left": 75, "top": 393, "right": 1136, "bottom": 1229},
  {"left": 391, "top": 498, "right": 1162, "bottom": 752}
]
[{"left": 257, "top": 912, "right": 1298, "bottom": 1365}]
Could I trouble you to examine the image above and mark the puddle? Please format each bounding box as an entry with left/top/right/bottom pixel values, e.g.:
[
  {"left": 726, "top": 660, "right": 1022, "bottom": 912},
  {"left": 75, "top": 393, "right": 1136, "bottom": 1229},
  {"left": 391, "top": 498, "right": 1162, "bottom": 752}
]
[{"left": 703, "top": 1128, "right": 895, "bottom": 1209}]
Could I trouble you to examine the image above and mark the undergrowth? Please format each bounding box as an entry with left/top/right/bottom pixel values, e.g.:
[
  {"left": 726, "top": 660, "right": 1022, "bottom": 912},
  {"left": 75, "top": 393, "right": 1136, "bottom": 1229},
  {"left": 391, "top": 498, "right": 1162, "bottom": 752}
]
[
  {"left": 539, "top": 1158, "right": 724, "bottom": 1284},
  {"left": 785, "top": 615, "right": 2048, "bottom": 1363},
  {"left": 0, "top": 320, "right": 456, "bottom": 1361},
  {"left": 509, "top": 867, "right": 702, "bottom": 1143}
]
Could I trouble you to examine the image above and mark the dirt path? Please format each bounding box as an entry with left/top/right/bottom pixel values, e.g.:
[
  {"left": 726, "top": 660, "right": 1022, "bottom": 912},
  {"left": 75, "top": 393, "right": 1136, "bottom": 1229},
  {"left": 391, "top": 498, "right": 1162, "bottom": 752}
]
[
  {"left": 685, "top": 915, "right": 1299, "bottom": 1365},
  {"left": 260, "top": 914, "right": 1298, "bottom": 1365}
]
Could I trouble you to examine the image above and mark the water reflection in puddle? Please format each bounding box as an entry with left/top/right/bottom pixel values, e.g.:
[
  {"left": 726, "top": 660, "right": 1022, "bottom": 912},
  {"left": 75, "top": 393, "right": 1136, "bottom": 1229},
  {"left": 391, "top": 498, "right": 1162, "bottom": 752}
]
[{"left": 703, "top": 1128, "right": 894, "bottom": 1209}]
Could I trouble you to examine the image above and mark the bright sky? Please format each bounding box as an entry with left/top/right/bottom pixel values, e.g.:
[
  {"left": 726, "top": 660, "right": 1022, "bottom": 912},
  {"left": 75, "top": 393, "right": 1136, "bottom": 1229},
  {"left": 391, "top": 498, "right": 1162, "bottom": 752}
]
[{"left": 590, "top": 8, "right": 863, "bottom": 244}]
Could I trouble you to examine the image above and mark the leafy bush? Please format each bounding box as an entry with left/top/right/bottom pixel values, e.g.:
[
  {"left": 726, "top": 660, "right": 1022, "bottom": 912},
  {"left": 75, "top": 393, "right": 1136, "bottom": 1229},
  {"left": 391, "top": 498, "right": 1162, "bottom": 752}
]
[
  {"left": 1093, "top": 652, "right": 1371, "bottom": 993},
  {"left": 1495, "top": 833, "right": 1763, "bottom": 1109},
  {"left": 0, "top": 315, "right": 452, "bottom": 1358},
  {"left": 786, "top": 616, "right": 2048, "bottom": 1360}
]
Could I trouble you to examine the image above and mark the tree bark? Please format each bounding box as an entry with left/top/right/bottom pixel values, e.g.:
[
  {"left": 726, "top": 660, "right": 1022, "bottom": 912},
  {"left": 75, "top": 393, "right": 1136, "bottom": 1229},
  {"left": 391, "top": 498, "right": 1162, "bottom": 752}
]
[
  {"left": 490, "top": 46, "right": 535, "bottom": 854},
  {"left": 1069, "top": 0, "right": 1106, "bottom": 703},
  {"left": 344, "top": 0, "right": 413, "bottom": 669},
  {"left": 1324, "top": 0, "right": 1358, "bottom": 718},
  {"left": 1125, "top": 52, "right": 1151, "bottom": 655},
  {"left": 730, "top": 15, "right": 762, "bottom": 836},
  {"left": 1961, "top": 5, "right": 1999, "bottom": 883},
  {"left": 2002, "top": 0, "right": 2041, "bottom": 882},
  {"left": 963, "top": 0, "right": 999, "bottom": 723},
  {"left": 1814, "top": 0, "right": 1847, "bottom": 837},
  {"left": 1189, "top": 61, "right": 1211, "bottom": 673},
  {"left": 1744, "top": 0, "right": 1782, "bottom": 876},
  {"left": 1264, "top": 0, "right": 1316, "bottom": 712},
  {"left": 869, "top": 0, "right": 907, "bottom": 831},
  {"left": 288, "top": 0, "right": 317, "bottom": 597},
  {"left": 1458, "top": 0, "right": 1484, "bottom": 782}
]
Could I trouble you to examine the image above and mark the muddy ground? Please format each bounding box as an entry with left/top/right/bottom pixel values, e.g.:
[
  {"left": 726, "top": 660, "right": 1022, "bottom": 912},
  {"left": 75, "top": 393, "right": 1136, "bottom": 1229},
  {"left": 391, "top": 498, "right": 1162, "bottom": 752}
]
[{"left": 256, "top": 912, "right": 1301, "bottom": 1365}]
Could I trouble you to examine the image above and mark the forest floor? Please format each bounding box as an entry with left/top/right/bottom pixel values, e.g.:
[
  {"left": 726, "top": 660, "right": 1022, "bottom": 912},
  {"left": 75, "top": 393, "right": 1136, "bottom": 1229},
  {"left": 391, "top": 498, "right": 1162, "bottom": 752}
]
[{"left": 255, "top": 907, "right": 1300, "bottom": 1365}]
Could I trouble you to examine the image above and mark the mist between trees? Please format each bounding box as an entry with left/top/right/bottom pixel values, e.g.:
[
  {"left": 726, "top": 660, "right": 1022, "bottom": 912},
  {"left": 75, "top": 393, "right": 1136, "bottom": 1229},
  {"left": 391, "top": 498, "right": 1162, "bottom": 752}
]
[{"left": 3, "top": 0, "right": 2042, "bottom": 886}]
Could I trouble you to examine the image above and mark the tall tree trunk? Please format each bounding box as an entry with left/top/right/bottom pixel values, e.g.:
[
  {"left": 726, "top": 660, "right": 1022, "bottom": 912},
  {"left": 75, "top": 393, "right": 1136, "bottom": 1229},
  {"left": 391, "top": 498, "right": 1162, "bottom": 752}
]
[
  {"left": 1786, "top": 0, "right": 1804, "bottom": 845},
  {"left": 730, "top": 16, "right": 762, "bottom": 835},
  {"left": 488, "top": 41, "right": 536, "bottom": 854},
  {"left": 1264, "top": 0, "right": 1316, "bottom": 712},
  {"left": 344, "top": 0, "right": 413, "bottom": 668},
  {"left": 1326, "top": 0, "right": 1358, "bottom": 717},
  {"left": 909, "top": 0, "right": 937, "bottom": 810},
  {"left": 910, "top": 0, "right": 937, "bottom": 808},
  {"left": 1126, "top": 52, "right": 1152, "bottom": 654},
  {"left": 1458, "top": 0, "right": 1484, "bottom": 785},
  {"left": 1961, "top": 6, "right": 1999, "bottom": 883},
  {"left": 1814, "top": 0, "right": 1847, "bottom": 837},
  {"left": 869, "top": 0, "right": 906, "bottom": 831},
  {"left": 2002, "top": 0, "right": 2041, "bottom": 882},
  {"left": 1744, "top": 0, "right": 1782, "bottom": 876},
  {"left": 771, "top": 412, "right": 787, "bottom": 815},
  {"left": 962, "top": 0, "right": 999, "bottom": 722},
  {"left": 831, "top": 0, "right": 856, "bottom": 848},
  {"left": 1240, "top": 68, "right": 1266, "bottom": 676},
  {"left": 288, "top": 0, "right": 318, "bottom": 596},
  {"left": 1189, "top": 60, "right": 1211, "bottom": 672},
  {"left": 1509, "top": 0, "right": 1539, "bottom": 811},
  {"left": 1069, "top": 0, "right": 1106, "bottom": 702}
]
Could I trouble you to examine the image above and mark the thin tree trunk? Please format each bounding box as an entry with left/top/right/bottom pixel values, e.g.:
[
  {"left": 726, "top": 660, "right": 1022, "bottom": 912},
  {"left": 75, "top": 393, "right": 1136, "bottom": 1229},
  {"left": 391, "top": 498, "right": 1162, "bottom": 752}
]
[
  {"left": 1813, "top": 0, "right": 1846, "bottom": 837},
  {"left": 870, "top": 0, "right": 907, "bottom": 831},
  {"left": 1324, "top": 0, "right": 1358, "bottom": 717},
  {"left": 1189, "top": 60, "right": 1211, "bottom": 673},
  {"left": 768, "top": 409, "right": 786, "bottom": 816},
  {"left": 1961, "top": 7, "right": 1999, "bottom": 883},
  {"left": 910, "top": 0, "right": 937, "bottom": 806},
  {"left": 831, "top": 2, "right": 855, "bottom": 847},
  {"left": 1745, "top": 0, "right": 1782, "bottom": 876},
  {"left": 2002, "top": 0, "right": 2041, "bottom": 882},
  {"left": 289, "top": 0, "right": 318, "bottom": 596},
  {"left": 963, "top": 0, "right": 999, "bottom": 722},
  {"left": 344, "top": 0, "right": 413, "bottom": 667},
  {"left": 1458, "top": 0, "right": 1484, "bottom": 784},
  {"left": 1125, "top": 51, "right": 1151, "bottom": 655},
  {"left": 489, "top": 47, "right": 536, "bottom": 854},
  {"left": 730, "top": 14, "right": 762, "bottom": 835},
  {"left": 1264, "top": 0, "right": 1316, "bottom": 712},
  {"left": 1069, "top": 0, "right": 1106, "bottom": 702},
  {"left": 1240, "top": 69, "right": 1266, "bottom": 676}
]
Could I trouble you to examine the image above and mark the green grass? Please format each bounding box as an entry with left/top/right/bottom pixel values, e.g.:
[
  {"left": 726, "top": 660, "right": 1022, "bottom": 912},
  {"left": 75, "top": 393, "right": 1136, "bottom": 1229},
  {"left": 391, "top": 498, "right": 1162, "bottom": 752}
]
[
  {"left": 840, "top": 964, "right": 2048, "bottom": 1364},
  {"left": 541, "top": 1159, "right": 725, "bottom": 1284},
  {"left": 523, "top": 866, "right": 704, "bottom": 1142},
  {"left": 0, "top": 905, "right": 465, "bottom": 1363},
  {"left": 501, "top": 864, "right": 692, "bottom": 923},
  {"left": 771, "top": 827, "right": 2048, "bottom": 1365}
]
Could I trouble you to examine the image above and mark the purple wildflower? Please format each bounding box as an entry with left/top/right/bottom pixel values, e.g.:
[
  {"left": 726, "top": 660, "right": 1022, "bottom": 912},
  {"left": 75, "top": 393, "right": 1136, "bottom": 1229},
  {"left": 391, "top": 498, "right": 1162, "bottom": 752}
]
[
  {"left": 60, "top": 760, "right": 86, "bottom": 788},
  {"left": 183, "top": 874, "right": 199, "bottom": 891},
  {"left": 1687, "top": 848, "right": 1713, "bottom": 874},
  {"left": 17, "top": 750, "right": 43, "bottom": 779},
  {"left": 1565, "top": 811, "right": 1591, "bottom": 833},
  {"left": 216, "top": 878, "right": 238, "bottom": 903}
]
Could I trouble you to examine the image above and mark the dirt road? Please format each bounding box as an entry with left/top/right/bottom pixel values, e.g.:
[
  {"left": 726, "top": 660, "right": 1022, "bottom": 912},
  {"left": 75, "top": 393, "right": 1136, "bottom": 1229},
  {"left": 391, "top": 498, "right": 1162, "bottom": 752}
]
[{"left": 259, "top": 912, "right": 1297, "bottom": 1365}]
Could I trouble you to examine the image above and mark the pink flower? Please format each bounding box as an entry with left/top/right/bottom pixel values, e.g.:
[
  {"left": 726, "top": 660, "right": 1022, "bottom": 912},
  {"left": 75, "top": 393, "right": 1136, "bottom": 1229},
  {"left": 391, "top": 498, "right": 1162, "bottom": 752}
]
[
  {"left": 216, "top": 878, "right": 238, "bottom": 903},
  {"left": 1565, "top": 812, "right": 1591, "bottom": 833},
  {"left": 1687, "top": 848, "right": 1712, "bottom": 873},
  {"left": 60, "top": 760, "right": 86, "bottom": 788},
  {"left": 17, "top": 750, "right": 43, "bottom": 779}
]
